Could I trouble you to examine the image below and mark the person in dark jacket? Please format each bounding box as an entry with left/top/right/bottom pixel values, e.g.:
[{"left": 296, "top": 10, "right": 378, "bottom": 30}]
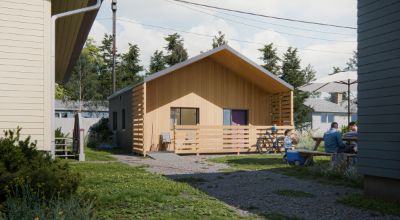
[{"left": 323, "top": 122, "right": 345, "bottom": 153}]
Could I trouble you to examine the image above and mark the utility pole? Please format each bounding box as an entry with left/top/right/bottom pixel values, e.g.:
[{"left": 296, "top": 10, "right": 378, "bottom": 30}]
[{"left": 111, "top": 0, "right": 117, "bottom": 93}]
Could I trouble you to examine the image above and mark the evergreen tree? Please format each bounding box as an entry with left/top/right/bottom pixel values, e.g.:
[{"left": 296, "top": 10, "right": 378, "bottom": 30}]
[
  {"left": 98, "top": 34, "right": 120, "bottom": 98},
  {"left": 148, "top": 50, "right": 167, "bottom": 74},
  {"left": 118, "top": 43, "right": 143, "bottom": 89},
  {"left": 281, "top": 47, "right": 316, "bottom": 128},
  {"left": 212, "top": 31, "right": 228, "bottom": 48},
  {"left": 164, "top": 33, "right": 188, "bottom": 66},
  {"left": 259, "top": 43, "right": 281, "bottom": 76},
  {"left": 344, "top": 51, "right": 358, "bottom": 71}
]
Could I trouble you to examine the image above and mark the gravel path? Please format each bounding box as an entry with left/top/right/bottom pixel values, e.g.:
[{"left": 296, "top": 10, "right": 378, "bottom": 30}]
[{"left": 113, "top": 153, "right": 400, "bottom": 220}]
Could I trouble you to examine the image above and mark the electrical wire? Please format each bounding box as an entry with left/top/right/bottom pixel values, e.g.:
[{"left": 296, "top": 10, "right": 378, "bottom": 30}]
[
  {"left": 96, "top": 17, "right": 354, "bottom": 55},
  {"left": 171, "top": 0, "right": 357, "bottom": 30}
]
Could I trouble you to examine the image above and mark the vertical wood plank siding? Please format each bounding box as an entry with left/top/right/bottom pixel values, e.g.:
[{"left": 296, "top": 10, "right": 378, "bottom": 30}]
[{"left": 357, "top": 0, "right": 400, "bottom": 179}]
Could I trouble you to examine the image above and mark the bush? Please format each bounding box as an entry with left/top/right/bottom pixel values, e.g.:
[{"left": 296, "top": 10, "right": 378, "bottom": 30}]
[
  {"left": 3, "top": 186, "right": 95, "bottom": 220},
  {"left": 0, "top": 128, "right": 79, "bottom": 202},
  {"left": 87, "top": 118, "right": 113, "bottom": 148}
]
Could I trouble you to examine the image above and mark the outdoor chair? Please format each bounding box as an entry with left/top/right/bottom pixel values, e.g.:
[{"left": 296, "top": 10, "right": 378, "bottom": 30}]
[{"left": 160, "top": 132, "right": 171, "bottom": 151}]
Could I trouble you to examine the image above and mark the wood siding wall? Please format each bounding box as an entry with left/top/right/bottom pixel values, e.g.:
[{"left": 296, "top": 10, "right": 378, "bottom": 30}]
[
  {"left": 358, "top": 0, "right": 400, "bottom": 179},
  {"left": 0, "top": 0, "right": 51, "bottom": 150},
  {"left": 144, "top": 58, "right": 279, "bottom": 151},
  {"left": 132, "top": 84, "right": 145, "bottom": 155}
]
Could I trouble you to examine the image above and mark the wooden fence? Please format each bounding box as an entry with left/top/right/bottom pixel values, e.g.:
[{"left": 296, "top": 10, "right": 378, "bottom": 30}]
[
  {"left": 132, "top": 84, "right": 146, "bottom": 155},
  {"left": 271, "top": 91, "right": 293, "bottom": 126},
  {"left": 173, "top": 125, "right": 294, "bottom": 155}
]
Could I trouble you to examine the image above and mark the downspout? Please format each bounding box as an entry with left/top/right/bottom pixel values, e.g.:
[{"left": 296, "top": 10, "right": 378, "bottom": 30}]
[{"left": 51, "top": 0, "right": 102, "bottom": 158}]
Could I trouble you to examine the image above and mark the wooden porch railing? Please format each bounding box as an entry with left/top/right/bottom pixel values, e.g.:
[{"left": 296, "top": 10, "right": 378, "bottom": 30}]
[{"left": 173, "top": 125, "right": 294, "bottom": 155}]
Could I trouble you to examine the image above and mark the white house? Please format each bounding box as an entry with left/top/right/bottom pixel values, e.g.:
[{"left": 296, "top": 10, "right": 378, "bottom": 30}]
[{"left": 305, "top": 98, "right": 357, "bottom": 134}]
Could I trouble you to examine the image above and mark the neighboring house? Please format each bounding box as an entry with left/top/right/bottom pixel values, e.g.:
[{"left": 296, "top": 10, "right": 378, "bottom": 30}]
[
  {"left": 55, "top": 100, "right": 109, "bottom": 119},
  {"left": 358, "top": 1, "right": 400, "bottom": 200},
  {"left": 0, "top": 0, "right": 101, "bottom": 151},
  {"left": 54, "top": 100, "right": 108, "bottom": 137},
  {"left": 305, "top": 98, "right": 357, "bottom": 134},
  {"left": 108, "top": 45, "right": 294, "bottom": 155}
]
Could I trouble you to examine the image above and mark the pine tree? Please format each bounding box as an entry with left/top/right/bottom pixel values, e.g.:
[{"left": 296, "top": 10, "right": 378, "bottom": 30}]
[
  {"left": 212, "top": 31, "right": 228, "bottom": 48},
  {"left": 148, "top": 50, "right": 167, "bottom": 74},
  {"left": 118, "top": 43, "right": 143, "bottom": 89},
  {"left": 164, "top": 33, "right": 188, "bottom": 66},
  {"left": 259, "top": 43, "right": 281, "bottom": 76},
  {"left": 98, "top": 34, "right": 120, "bottom": 98},
  {"left": 281, "top": 47, "right": 316, "bottom": 128}
]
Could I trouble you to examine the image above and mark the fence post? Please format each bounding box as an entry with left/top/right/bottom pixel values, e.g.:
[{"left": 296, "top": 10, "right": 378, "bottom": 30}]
[
  {"left": 79, "top": 128, "right": 85, "bottom": 161},
  {"left": 196, "top": 124, "right": 200, "bottom": 156}
]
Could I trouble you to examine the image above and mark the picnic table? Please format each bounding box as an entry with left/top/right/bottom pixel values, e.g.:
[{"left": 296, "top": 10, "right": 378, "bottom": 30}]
[{"left": 297, "top": 136, "right": 357, "bottom": 166}]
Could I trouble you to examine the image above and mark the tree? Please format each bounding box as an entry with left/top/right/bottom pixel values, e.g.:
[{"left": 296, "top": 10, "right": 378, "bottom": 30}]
[
  {"left": 148, "top": 50, "right": 167, "bottom": 74},
  {"left": 164, "top": 33, "right": 188, "bottom": 66},
  {"left": 63, "top": 39, "right": 102, "bottom": 109},
  {"left": 212, "top": 31, "right": 228, "bottom": 48},
  {"left": 55, "top": 84, "right": 66, "bottom": 100},
  {"left": 344, "top": 51, "right": 357, "bottom": 71},
  {"left": 281, "top": 47, "right": 316, "bottom": 128},
  {"left": 259, "top": 43, "right": 281, "bottom": 76},
  {"left": 98, "top": 34, "right": 120, "bottom": 99},
  {"left": 118, "top": 43, "right": 143, "bottom": 89}
]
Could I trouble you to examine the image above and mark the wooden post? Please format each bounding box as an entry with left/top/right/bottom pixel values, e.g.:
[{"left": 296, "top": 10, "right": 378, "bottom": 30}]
[
  {"left": 78, "top": 128, "right": 85, "bottom": 161},
  {"left": 290, "top": 91, "right": 294, "bottom": 126}
]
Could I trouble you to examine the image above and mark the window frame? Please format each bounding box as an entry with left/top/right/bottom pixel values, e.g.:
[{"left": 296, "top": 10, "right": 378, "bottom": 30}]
[
  {"left": 223, "top": 109, "right": 249, "bottom": 125},
  {"left": 121, "top": 109, "right": 126, "bottom": 130},
  {"left": 112, "top": 111, "right": 118, "bottom": 131},
  {"left": 170, "top": 107, "right": 199, "bottom": 129}
]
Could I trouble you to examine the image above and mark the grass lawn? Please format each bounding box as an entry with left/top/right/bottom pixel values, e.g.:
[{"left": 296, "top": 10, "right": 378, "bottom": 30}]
[
  {"left": 70, "top": 162, "right": 261, "bottom": 219},
  {"left": 209, "top": 154, "right": 362, "bottom": 188},
  {"left": 85, "top": 147, "right": 130, "bottom": 161},
  {"left": 337, "top": 193, "right": 400, "bottom": 217}
]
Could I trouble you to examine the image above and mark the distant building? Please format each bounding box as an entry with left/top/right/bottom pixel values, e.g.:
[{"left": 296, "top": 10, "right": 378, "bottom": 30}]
[
  {"left": 55, "top": 100, "right": 109, "bottom": 119},
  {"left": 54, "top": 100, "right": 108, "bottom": 136},
  {"left": 305, "top": 98, "right": 357, "bottom": 134}
]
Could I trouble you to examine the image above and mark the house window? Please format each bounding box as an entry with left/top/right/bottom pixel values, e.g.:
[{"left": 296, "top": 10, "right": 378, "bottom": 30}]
[
  {"left": 351, "top": 114, "right": 357, "bottom": 122},
  {"left": 223, "top": 109, "right": 248, "bottom": 125},
  {"left": 122, "top": 109, "right": 126, "bottom": 129},
  {"left": 321, "top": 113, "right": 334, "bottom": 123},
  {"left": 170, "top": 107, "right": 199, "bottom": 128},
  {"left": 113, "top": 111, "right": 118, "bottom": 130}
]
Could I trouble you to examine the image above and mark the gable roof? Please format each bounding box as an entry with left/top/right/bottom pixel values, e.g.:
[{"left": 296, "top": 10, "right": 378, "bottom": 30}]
[
  {"left": 305, "top": 98, "right": 355, "bottom": 113},
  {"left": 145, "top": 45, "right": 294, "bottom": 92}
]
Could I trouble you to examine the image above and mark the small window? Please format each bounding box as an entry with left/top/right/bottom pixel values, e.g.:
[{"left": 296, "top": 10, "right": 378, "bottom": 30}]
[
  {"left": 55, "top": 112, "right": 60, "bottom": 118},
  {"left": 122, "top": 109, "right": 126, "bottom": 129},
  {"left": 327, "top": 114, "right": 334, "bottom": 123},
  {"left": 223, "top": 109, "right": 248, "bottom": 125},
  {"left": 351, "top": 114, "right": 357, "bottom": 122},
  {"left": 113, "top": 112, "right": 118, "bottom": 130},
  {"left": 170, "top": 107, "right": 199, "bottom": 128},
  {"left": 321, "top": 113, "right": 334, "bottom": 123}
]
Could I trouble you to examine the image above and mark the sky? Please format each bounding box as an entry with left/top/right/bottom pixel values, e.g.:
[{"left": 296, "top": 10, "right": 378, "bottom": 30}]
[{"left": 89, "top": 0, "right": 357, "bottom": 78}]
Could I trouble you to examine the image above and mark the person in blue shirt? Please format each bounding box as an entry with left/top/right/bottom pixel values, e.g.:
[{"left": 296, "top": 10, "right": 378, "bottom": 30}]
[{"left": 323, "top": 122, "right": 345, "bottom": 153}]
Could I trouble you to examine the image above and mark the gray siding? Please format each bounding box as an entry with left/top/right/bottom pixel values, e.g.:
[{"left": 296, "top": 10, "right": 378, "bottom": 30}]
[
  {"left": 358, "top": 0, "right": 400, "bottom": 179},
  {"left": 108, "top": 88, "right": 133, "bottom": 150}
]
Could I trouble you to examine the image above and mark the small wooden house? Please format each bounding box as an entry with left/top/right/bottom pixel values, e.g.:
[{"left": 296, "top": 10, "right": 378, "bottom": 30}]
[{"left": 108, "top": 45, "right": 294, "bottom": 155}]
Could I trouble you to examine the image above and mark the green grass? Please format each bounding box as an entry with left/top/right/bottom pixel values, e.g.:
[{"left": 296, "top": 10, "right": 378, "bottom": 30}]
[
  {"left": 337, "top": 193, "right": 400, "bottom": 216},
  {"left": 273, "top": 189, "right": 315, "bottom": 198},
  {"left": 84, "top": 147, "right": 122, "bottom": 161},
  {"left": 209, "top": 154, "right": 361, "bottom": 188},
  {"left": 70, "top": 162, "right": 259, "bottom": 219}
]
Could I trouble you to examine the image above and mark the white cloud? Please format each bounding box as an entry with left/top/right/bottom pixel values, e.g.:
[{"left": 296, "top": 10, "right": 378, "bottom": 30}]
[{"left": 88, "top": 21, "right": 108, "bottom": 44}]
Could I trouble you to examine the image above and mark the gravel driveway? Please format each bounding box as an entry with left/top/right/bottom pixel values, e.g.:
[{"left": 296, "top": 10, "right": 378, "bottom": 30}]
[{"left": 113, "top": 153, "right": 399, "bottom": 220}]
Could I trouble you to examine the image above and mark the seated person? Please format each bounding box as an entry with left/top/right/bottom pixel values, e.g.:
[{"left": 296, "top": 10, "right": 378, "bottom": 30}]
[
  {"left": 284, "top": 129, "right": 297, "bottom": 151},
  {"left": 323, "top": 122, "right": 345, "bottom": 153},
  {"left": 343, "top": 121, "right": 358, "bottom": 153}
]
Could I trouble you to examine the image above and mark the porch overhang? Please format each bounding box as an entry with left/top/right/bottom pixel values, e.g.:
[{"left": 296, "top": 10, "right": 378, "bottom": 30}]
[{"left": 52, "top": 0, "right": 101, "bottom": 84}]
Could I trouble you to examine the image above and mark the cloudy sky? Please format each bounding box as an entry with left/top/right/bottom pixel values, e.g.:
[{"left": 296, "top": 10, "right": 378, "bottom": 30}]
[{"left": 89, "top": 0, "right": 357, "bottom": 78}]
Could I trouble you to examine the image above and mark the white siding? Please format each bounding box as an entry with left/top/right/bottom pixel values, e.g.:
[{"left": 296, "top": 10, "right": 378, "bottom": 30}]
[
  {"left": 311, "top": 112, "right": 353, "bottom": 135},
  {"left": 0, "top": 0, "right": 51, "bottom": 150}
]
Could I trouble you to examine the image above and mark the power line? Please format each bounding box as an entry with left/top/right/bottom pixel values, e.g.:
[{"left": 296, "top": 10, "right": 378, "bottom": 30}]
[
  {"left": 165, "top": 0, "right": 355, "bottom": 43},
  {"left": 171, "top": 0, "right": 357, "bottom": 30},
  {"left": 170, "top": 0, "right": 355, "bottom": 36},
  {"left": 97, "top": 17, "right": 354, "bottom": 55}
]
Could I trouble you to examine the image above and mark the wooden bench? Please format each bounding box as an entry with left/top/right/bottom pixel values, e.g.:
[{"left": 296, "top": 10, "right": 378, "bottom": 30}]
[{"left": 295, "top": 149, "right": 356, "bottom": 166}]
